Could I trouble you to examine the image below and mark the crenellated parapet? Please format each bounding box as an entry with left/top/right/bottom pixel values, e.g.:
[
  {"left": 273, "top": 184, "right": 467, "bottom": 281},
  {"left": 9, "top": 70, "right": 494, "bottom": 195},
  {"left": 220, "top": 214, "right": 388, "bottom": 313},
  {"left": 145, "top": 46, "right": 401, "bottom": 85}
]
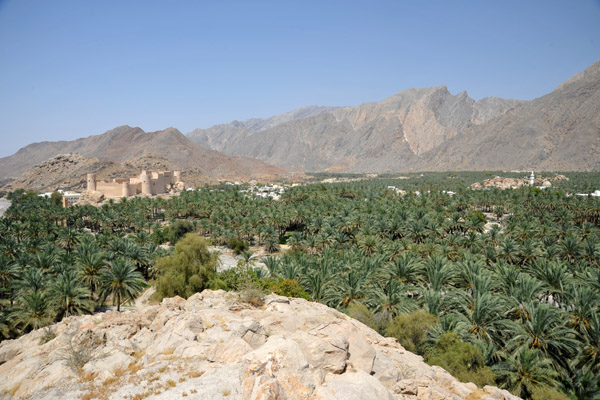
[{"left": 88, "top": 169, "right": 184, "bottom": 198}]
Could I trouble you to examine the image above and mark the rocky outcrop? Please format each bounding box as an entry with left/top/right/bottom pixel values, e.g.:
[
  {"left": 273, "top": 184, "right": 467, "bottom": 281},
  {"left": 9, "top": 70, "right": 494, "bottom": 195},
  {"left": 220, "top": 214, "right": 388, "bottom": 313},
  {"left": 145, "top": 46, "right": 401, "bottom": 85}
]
[
  {"left": 0, "top": 290, "right": 519, "bottom": 400},
  {"left": 470, "top": 174, "right": 569, "bottom": 189},
  {"left": 0, "top": 126, "right": 291, "bottom": 184},
  {"left": 77, "top": 190, "right": 105, "bottom": 206}
]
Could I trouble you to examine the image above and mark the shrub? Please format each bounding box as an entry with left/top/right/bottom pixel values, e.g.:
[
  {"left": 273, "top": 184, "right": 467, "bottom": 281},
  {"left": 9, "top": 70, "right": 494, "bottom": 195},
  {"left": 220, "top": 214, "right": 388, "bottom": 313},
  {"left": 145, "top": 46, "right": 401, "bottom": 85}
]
[
  {"left": 531, "top": 386, "right": 570, "bottom": 400},
  {"left": 237, "top": 277, "right": 265, "bottom": 307},
  {"left": 50, "top": 191, "right": 63, "bottom": 206},
  {"left": 152, "top": 234, "right": 218, "bottom": 300},
  {"left": 226, "top": 237, "right": 248, "bottom": 255},
  {"left": 425, "top": 332, "right": 495, "bottom": 387},
  {"left": 238, "top": 287, "right": 265, "bottom": 307},
  {"left": 151, "top": 227, "right": 170, "bottom": 245},
  {"left": 39, "top": 327, "right": 57, "bottom": 345},
  {"left": 346, "top": 302, "right": 380, "bottom": 332},
  {"left": 386, "top": 310, "right": 438, "bottom": 354},
  {"left": 263, "top": 278, "right": 311, "bottom": 300},
  {"left": 58, "top": 337, "right": 95, "bottom": 373},
  {"left": 169, "top": 219, "right": 194, "bottom": 244},
  {"left": 217, "top": 264, "right": 259, "bottom": 291}
]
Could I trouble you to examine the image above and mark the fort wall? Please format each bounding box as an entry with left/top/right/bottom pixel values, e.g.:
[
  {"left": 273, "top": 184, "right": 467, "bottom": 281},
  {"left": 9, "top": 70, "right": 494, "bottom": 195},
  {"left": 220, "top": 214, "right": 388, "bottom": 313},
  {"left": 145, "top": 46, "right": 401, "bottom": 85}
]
[{"left": 88, "top": 170, "right": 182, "bottom": 198}]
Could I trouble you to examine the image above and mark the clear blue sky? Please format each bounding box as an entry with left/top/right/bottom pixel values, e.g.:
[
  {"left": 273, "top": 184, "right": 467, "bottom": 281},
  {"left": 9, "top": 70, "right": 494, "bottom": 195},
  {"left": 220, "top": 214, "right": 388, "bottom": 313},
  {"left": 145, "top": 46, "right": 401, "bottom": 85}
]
[{"left": 0, "top": 0, "right": 599, "bottom": 157}]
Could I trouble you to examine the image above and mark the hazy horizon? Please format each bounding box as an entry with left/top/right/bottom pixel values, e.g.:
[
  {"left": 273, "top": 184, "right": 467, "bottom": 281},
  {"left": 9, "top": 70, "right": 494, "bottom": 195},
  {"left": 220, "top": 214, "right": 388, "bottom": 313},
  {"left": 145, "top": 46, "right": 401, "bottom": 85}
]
[{"left": 1, "top": 0, "right": 599, "bottom": 158}]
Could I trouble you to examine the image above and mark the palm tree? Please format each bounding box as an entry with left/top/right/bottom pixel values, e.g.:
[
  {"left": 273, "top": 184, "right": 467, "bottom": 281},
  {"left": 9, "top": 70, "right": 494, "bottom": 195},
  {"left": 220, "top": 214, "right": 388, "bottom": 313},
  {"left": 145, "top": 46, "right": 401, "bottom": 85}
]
[
  {"left": 528, "top": 259, "right": 572, "bottom": 305},
  {"left": 0, "top": 256, "right": 18, "bottom": 305},
  {"left": 424, "top": 255, "right": 454, "bottom": 292},
  {"left": 564, "top": 285, "right": 599, "bottom": 331},
  {"left": 49, "top": 270, "right": 93, "bottom": 318},
  {"left": 508, "top": 302, "right": 579, "bottom": 369},
  {"left": 576, "top": 312, "right": 600, "bottom": 374},
  {"left": 503, "top": 274, "right": 544, "bottom": 320},
  {"left": 494, "top": 348, "right": 559, "bottom": 399},
  {"left": 559, "top": 236, "right": 582, "bottom": 264},
  {"left": 11, "top": 291, "right": 52, "bottom": 332},
  {"left": 389, "top": 253, "right": 423, "bottom": 286},
  {"left": 75, "top": 247, "right": 106, "bottom": 297},
  {"left": 14, "top": 267, "right": 47, "bottom": 295},
  {"left": 262, "top": 255, "right": 281, "bottom": 278},
  {"left": 375, "top": 278, "right": 415, "bottom": 318},
  {"left": 564, "top": 366, "right": 600, "bottom": 400},
  {"left": 328, "top": 269, "right": 374, "bottom": 309},
  {"left": 454, "top": 291, "right": 511, "bottom": 346},
  {"left": 98, "top": 258, "right": 144, "bottom": 311},
  {"left": 498, "top": 236, "right": 521, "bottom": 265}
]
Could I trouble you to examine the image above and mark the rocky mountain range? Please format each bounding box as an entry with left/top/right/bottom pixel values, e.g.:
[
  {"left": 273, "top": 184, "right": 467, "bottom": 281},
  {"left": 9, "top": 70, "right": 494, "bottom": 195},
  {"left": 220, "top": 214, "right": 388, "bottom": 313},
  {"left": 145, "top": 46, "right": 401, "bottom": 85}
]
[
  {"left": 0, "top": 290, "right": 519, "bottom": 400},
  {"left": 0, "top": 126, "right": 290, "bottom": 187},
  {"left": 1, "top": 61, "right": 597, "bottom": 187},
  {"left": 188, "top": 61, "right": 600, "bottom": 172},
  {"left": 421, "top": 61, "right": 600, "bottom": 171}
]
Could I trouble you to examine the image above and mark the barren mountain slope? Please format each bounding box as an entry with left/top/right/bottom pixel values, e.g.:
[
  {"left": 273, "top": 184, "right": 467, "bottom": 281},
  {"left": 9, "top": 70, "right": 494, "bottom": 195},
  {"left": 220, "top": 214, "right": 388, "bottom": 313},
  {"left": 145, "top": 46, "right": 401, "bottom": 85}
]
[
  {"left": 0, "top": 290, "right": 519, "bottom": 400},
  {"left": 188, "top": 87, "right": 522, "bottom": 172},
  {"left": 418, "top": 61, "right": 600, "bottom": 171},
  {"left": 1, "top": 154, "right": 228, "bottom": 193},
  {"left": 188, "top": 105, "right": 338, "bottom": 148},
  {"left": 0, "top": 126, "right": 289, "bottom": 181}
]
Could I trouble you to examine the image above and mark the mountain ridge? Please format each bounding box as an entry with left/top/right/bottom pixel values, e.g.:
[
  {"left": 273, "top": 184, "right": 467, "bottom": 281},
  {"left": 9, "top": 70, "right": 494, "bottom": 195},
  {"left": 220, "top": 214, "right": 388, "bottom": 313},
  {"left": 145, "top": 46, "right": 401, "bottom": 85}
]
[
  {"left": 185, "top": 61, "right": 600, "bottom": 172},
  {"left": 188, "top": 86, "right": 524, "bottom": 172},
  {"left": 420, "top": 60, "right": 600, "bottom": 171},
  {"left": 2, "top": 61, "right": 598, "bottom": 179},
  {"left": 0, "top": 126, "right": 290, "bottom": 183}
]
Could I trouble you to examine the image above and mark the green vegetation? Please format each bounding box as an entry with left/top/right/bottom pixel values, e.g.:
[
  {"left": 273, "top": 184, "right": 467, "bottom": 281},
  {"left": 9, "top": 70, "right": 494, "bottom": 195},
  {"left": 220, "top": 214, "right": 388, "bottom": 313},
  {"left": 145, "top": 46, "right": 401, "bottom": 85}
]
[
  {"left": 386, "top": 310, "right": 438, "bottom": 354},
  {"left": 153, "top": 234, "right": 218, "bottom": 300},
  {"left": 1, "top": 172, "right": 599, "bottom": 398},
  {"left": 425, "top": 332, "right": 495, "bottom": 386}
]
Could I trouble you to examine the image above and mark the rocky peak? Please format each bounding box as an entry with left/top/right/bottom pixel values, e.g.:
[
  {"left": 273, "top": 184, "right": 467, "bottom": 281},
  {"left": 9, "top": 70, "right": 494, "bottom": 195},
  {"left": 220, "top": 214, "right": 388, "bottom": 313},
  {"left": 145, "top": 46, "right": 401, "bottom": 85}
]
[
  {"left": 0, "top": 290, "right": 519, "bottom": 400},
  {"left": 556, "top": 60, "right": 600, "bottom": 91}
]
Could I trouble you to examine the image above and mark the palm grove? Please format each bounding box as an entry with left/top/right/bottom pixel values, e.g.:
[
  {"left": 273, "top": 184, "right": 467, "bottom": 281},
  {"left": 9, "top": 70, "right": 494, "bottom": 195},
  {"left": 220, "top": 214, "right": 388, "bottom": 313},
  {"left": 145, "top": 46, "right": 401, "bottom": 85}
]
[{"left": 0, "top": 171, "right": 599, "bottom": 399}]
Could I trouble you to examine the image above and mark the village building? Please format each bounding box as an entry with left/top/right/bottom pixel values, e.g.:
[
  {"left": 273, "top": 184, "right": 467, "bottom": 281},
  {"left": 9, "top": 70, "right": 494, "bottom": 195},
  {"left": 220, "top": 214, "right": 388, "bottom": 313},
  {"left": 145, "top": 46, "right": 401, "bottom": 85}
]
[
  {"left": 87, "top": 170, "right": 183, "bottom": 198},
  {"left": 39, "top": 190, "right": 81, "bottom": 208}
]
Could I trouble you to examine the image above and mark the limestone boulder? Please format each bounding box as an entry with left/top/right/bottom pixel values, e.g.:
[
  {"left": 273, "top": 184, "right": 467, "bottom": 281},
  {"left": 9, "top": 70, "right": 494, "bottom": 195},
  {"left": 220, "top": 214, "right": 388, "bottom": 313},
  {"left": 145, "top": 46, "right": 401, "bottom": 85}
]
[
  {"left": 312, "top": 371, "right": 396, "bottom": 400},
  {"left": 77, "top": 190, "right": 104, "bottom": 205},
  {"left": 241, "top": 335, "right": 317, "bottom": 400},
  {"left": 291, "top": 331, "right": 348, "bottom": 375}
]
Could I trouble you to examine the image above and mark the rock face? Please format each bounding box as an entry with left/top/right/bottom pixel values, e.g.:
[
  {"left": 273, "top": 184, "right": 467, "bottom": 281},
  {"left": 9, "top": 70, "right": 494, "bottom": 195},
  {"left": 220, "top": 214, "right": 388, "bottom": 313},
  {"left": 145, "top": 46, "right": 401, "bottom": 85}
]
[
  {"left": 188, "top": 87, "right": 522, "bottom": 172},
  {"left": 0, "top": 290, "right": 519, "bottom": 400},
  {"left": 425, "top": 61, "right": 600, "bottom": 172}
]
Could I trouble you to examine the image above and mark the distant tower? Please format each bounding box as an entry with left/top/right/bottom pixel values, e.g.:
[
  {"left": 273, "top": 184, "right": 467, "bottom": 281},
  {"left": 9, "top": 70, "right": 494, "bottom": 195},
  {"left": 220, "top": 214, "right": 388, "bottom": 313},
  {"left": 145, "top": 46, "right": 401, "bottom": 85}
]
[
  {"left": 122, "top": 181, "right": 131, "bottom": 197},
  {"left": 86, "top": 173, "right": 97, "bottom": 191},
  {"left": 174, "top": 170, "right": 182, "bottom": 183},
  {"left": 140, "top": 170, "right": 152, "bottom": 195},
  {"left": 529, "top": 171, "right": 535, "bottom": 186}
]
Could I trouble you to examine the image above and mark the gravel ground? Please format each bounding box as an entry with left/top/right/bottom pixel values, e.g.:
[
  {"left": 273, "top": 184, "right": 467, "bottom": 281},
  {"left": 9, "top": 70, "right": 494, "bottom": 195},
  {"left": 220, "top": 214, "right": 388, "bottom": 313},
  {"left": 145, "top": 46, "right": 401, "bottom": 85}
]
[
  {"left": 0, "top": 198, "right": 11, "bottom": 217},
  {"left": 209, "top": 246, "right": 267, "bottom": 272}
]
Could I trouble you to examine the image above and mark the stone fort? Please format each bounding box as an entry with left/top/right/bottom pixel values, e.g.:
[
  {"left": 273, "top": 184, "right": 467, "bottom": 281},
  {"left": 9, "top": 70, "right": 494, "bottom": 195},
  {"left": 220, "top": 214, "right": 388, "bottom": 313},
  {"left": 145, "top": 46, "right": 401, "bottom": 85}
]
[{"left": 87, "top": 170, "right": 183, "bottom": 198}]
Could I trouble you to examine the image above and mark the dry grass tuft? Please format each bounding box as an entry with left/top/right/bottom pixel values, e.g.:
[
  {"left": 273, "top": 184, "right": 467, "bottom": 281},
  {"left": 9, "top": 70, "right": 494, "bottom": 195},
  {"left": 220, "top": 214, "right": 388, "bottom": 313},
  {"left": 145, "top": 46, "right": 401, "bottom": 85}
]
[{"left": 186, "top": 370, "right": 205, "bottom": 378}]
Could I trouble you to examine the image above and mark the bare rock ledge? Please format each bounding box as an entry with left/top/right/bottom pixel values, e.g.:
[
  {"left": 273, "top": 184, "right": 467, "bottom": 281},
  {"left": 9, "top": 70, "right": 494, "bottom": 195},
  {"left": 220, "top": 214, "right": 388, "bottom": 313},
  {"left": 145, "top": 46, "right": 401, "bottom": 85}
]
[{"left": 0, "top": 290, "right": 520, "bottom": 400}]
